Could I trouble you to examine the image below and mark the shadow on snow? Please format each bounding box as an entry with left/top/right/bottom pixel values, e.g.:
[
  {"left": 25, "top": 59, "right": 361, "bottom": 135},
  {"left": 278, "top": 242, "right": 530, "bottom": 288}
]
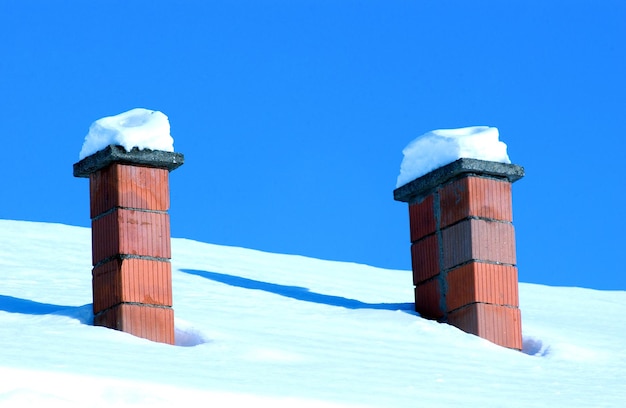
[
  {"left": 0, "top": 294, "right": 93, "bottom": 324},
  {"left": 181, "top": 269, "right": 414, "bottom": 312}
]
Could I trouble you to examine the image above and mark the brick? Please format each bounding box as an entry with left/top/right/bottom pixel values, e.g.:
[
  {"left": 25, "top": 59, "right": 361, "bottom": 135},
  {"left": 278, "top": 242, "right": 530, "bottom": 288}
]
[
  {"left": 90, "top": 164, "right": 170, "bottom": 218},
  {"left": 442, "top": 219, "right": 516, "bottom": 269},
  {"left": 440, "top": 176, "right": 513, "bottom": 228},
  {"left": 446, "top": 262, "right": 519, "bottom": 312},
  {"left": 91, "top": 209, "right": 171, "bottom": 264},
  {"left": 448, "top": 303, "right": 522, "bottom": 350},
  {"left": 92, "top": 258, "right": 173, "bottom": 314},
  {"left": 411, "top": 235, "right": 440, "bottom": 284},
  {"left": 92, "top": 259, "right": 120, "bottom": 315},
  {"left": 94, "top": 303, "right": 175, "bottom": 345},
  {"left": 414, "top": 278, "right": 444, "bottom": 319},
  {"left": 89, "top": 169, "right": 115, "bottom": 218},
  {"left": 409, "top": 194, "right": 436, "bottom": 242}
]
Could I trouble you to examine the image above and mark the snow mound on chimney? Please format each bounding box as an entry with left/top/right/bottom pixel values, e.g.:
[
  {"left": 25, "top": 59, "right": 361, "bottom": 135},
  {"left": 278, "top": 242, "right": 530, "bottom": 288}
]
[
  {"left": 79, "top": 108, "right": 174, "bottom": 159},
  {"left": 396, "top": 126, "right": 510, "bottom": 187}
]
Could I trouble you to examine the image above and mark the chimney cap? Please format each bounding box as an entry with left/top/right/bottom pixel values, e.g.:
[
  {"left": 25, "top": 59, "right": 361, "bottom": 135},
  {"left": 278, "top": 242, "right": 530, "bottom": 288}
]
[
  {"left": 393, "top": 158, "right": 524, "bottom": 203},
  {"left": 73, "top": 145, "right": 184, "bottom": 178}
]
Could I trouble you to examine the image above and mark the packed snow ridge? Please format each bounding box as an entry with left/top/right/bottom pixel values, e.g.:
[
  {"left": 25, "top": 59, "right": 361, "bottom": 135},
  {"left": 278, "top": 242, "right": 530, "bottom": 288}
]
[
  {"left": 78, "top": 108, "right": 175, "bottom": 160},
  {"left": 396, "top": 126, "right": 511, "bottom": 188}
]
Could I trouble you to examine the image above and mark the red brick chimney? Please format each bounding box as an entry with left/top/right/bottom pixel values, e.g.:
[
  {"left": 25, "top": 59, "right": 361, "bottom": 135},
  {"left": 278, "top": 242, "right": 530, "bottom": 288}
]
[
  {"left": 394, "top": 158, "right": 524, "bottom": 349},
  {"left": 74, "top": 145, "right": 184, "bottom": 344}
]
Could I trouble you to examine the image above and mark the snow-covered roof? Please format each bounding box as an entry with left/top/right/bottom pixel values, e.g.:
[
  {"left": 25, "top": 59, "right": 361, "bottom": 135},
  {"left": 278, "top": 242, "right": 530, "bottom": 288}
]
[{"left": 1, "top": 219, "right": 625, "bottom": 407}]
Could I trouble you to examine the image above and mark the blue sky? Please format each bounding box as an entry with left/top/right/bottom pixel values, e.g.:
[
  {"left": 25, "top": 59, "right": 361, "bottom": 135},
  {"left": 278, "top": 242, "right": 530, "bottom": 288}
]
[{"left": 1, "top": 1, "right": 624, "bottom": 290}]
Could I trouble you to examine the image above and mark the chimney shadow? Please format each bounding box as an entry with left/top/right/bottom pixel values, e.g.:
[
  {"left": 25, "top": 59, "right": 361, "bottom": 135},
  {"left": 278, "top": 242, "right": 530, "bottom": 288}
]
[
  {"left": 180, "top": 269, "right": 414, "bottom": 313},
  {"left": 0, "top": 294, "right": 93, "bottom": 324}
]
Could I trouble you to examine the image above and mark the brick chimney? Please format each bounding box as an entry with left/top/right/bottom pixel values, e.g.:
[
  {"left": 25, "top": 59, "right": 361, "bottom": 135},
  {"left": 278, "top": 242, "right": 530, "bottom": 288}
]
[
  {"left": 74, "top": 145, "right": 184, "bottom": 344},
  {"left": 394, "top": 158, "right": 524, "bottom": 349}
]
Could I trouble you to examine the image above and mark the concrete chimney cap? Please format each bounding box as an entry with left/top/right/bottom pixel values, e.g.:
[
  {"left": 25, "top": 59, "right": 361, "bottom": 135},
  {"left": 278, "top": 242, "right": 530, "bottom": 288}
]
[
  {"left": 393, "top": 158, "right": 524, "bottom": 203},
  {"left": 73, "top": 144, "right": 184, "bottom": 178}
]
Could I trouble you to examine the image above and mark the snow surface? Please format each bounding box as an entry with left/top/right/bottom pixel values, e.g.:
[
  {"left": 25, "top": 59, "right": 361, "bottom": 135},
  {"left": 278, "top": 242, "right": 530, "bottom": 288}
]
[
  {"left": 78, "top": 108, "right": 174, "bottom": 160},
  {"left": 1, "top": 219, "right": 626, "bottom": 407},
  {"left": 396, "top": 126, "right": 511, "bottom": 187}
]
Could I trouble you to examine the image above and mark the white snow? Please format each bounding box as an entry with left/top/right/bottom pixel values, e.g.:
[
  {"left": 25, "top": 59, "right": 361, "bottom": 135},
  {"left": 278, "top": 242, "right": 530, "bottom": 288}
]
[
  {"left": 1, "top": 219, "right": 626, "bottom": 407},
  {"left": 78, "top": 108, "right": 174, "bottom": 160},
  {"left": 396, "top": 126, "right": 511, "bottom": 187}
]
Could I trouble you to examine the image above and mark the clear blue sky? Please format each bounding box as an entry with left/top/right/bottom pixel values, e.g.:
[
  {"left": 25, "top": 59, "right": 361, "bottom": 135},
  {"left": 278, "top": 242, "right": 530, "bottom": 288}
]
[{"left": 1, "top": 1, "right": 624, "bottom": 290}]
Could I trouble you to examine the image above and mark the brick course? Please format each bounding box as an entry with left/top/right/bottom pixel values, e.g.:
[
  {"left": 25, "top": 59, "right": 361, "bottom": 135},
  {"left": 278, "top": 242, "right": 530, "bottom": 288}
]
[
  {"left": 440, "top": 176, "right": 512, "bottom": 227},
  {"left": 89, "top": 164, "right": 170, "bottom": 217},
  {"left": 441, "top": 219, "right": 516, "bottom": 270},
  {"left": 448, "top": 303, "right": 522, "bottom": 350},
  {"left": 94, "top": 303, "right": 175, "bottom": 345},
  {"left": 91, "top": 209, "right": 171, "bottom": 265},
  {"left": 92, "top": 258, "right": 173, "bottom": 313},
  {"left": 446, "top": 262, "right": 519, "bottom": 312}
]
